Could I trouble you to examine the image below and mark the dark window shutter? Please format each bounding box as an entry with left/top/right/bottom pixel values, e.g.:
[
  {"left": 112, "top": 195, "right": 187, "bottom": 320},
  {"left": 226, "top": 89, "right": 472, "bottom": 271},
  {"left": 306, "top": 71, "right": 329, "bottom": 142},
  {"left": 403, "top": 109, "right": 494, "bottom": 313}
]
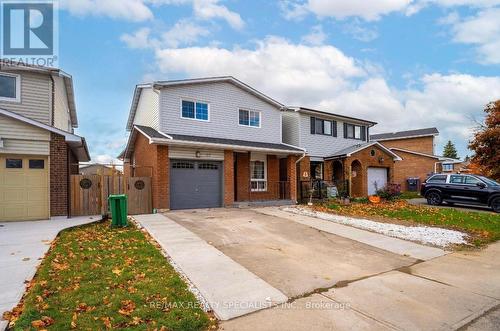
[
  {"left": 361, "top": 126, "right": 366, "bottom": 141},
  {"left": 332, "top": 121, "right": 337, "bottom": 137},
  {"left": 343, "top": 123, "right": 348, "bottom": 138},
  {"left": 310, "top": 117, "right": 316, "bottom": 134},
  {"left": 366, "top": 127, "right": 370, "bottom": 141}
]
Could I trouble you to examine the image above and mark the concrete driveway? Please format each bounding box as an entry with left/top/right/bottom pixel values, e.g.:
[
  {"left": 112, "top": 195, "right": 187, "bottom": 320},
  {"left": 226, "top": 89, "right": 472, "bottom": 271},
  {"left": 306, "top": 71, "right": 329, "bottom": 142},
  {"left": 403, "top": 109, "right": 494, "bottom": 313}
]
[
  {"left": 166, "top": 208, "right": 417, "bottom": 298},
  {"left": 153, "top": 208, "right": 500, "bottom": 331},
  {"left": 0, "top": 217, "right": 98, "bottom": 330}
]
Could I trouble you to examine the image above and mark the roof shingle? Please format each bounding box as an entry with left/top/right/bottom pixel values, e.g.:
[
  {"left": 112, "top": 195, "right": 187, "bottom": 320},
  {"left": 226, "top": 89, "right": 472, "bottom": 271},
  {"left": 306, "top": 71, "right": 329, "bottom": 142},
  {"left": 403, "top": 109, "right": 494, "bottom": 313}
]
[{"left": 370, "top": 128, "right": 439, "bottom": 141}]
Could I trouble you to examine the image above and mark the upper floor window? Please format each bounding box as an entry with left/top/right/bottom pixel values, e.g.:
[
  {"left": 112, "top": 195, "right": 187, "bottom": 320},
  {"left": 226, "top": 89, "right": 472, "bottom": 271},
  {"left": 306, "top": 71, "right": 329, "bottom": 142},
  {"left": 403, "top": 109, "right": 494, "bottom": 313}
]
[
  {"left": 0, "top": 73, "right": 20, "bottom": 102},
  {"left": 181, "top": 99, "right": 209, "bottom": 121},
  {"left": 239, "top": 109, "right": 261, "bottom": 128},
  {"left": 310, "top": 117, "right": 336, "bottom": 136},
  {"left": 344, "top": 123, "right": 366, "bottom": 140},
  {"left": 442, "top": 163, "right": 453, "bottom": 172}
]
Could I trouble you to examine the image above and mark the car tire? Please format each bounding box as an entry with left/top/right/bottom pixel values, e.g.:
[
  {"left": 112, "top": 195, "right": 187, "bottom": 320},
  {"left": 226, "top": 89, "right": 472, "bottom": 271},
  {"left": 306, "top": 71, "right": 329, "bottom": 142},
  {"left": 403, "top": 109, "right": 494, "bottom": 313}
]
[
  {"left": 426, "top": 191, "right": 442, "bottom": 206},
  {"left": 491, "top": 197, "right": 500, "bottom": 213}
]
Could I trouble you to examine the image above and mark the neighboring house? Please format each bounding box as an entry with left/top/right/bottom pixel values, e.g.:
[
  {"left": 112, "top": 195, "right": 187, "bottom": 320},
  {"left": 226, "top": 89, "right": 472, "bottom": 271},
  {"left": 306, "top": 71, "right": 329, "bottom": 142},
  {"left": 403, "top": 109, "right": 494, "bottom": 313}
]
[
  {"left": 282, "top": 107, "right": 402, "bottom": 197},
  {"left": 120, "top": 77, "right": 304, "bottom": 211},
  {"left": 80, "top": 164, "right": 122, "bottom": 176},
  {"left": 0, "top": 63, "right": 90, "bottom": 221},
  {"left": 371, "top": 128, "right": 459, "bottom": 190}
]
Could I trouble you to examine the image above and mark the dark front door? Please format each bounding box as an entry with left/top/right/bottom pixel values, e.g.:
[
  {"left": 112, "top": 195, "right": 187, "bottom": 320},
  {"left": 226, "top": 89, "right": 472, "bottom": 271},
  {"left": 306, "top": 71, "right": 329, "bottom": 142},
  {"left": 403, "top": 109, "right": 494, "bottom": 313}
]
[{"left": 170, "top": 160, "right": 222, "bottom": 210}]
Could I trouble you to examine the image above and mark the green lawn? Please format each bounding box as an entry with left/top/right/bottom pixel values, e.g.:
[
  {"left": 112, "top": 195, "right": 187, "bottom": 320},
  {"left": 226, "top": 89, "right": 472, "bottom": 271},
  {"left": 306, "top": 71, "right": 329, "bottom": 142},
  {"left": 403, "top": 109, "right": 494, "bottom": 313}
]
[
  {"left": 398, "top": 191, "right": 421, "bottom": 200},
  {"left": 6, "top": 220, "right": 215, "bottom": 331},
  {"left": 319, "top": 200, "right": 500, "bottom": 246}
]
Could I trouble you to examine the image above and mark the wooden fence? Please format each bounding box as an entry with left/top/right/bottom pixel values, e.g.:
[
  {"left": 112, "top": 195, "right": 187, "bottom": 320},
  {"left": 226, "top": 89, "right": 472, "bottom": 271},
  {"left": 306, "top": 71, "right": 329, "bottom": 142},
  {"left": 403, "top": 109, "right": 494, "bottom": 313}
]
[{"left": 70, "top": 175, "right": 152, "bottom": 216}]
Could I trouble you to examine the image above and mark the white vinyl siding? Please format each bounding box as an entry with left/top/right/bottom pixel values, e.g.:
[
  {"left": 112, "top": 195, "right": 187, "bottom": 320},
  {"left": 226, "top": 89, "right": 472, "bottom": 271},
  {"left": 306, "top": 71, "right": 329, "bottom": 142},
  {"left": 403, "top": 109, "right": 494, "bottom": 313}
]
[
  {"left": 160, "top": 82, "right": 282, "bottom": 144},
  {"left": 133, "top": 87, "right": 160, "bottom": 130},
  {"left": 281, "top": 111, "right": 300, "bottom": 147},
  {"left": 0, "top": 114, "right": 50, "bottom": 155},
  {"left": 168, "top": 147, "right": 224, "bottom": 160},
  {"left": 297, "top": 113, "right": 361, "bottom": 158},
  {"left": 0, "top": 71, "right": 51, "bottom": 125},
  {"left": 52, "top": 75, "right": 72, "bottom": 131}
]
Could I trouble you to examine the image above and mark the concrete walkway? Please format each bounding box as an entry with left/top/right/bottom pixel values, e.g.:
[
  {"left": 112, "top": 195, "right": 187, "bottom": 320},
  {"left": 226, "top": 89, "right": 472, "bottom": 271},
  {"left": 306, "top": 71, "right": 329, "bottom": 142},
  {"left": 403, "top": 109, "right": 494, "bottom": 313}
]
[
  {"left": 257, "top": 207, "right": 447, "bottom": 260},
  {"left": 0, "top": 216, "right": 98, "bottom": 330},
  {"left": 134, "top": 214, "right": 288, "bottom": 320}
]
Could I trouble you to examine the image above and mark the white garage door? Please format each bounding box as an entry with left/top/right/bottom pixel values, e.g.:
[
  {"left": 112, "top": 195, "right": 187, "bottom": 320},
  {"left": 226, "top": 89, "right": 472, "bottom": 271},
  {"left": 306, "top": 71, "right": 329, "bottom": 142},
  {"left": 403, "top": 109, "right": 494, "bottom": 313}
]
[
  {"left": 367, "top": 167, "right": 388, "bottom": 196},
  {"left": 0, "top": 155, "right": 49, "bottom": 221}
]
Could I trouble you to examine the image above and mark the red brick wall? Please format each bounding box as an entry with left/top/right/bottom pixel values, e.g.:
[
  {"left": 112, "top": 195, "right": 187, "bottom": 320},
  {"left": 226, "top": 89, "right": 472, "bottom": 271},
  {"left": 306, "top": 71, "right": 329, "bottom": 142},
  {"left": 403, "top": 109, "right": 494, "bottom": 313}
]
[
  {"left": 132, "top": 133, "right": 169, "bottom": 210},
  {"left": 50, "top": 132, "right": 69, "bottom": 217},
  {"left": 380, "top": 136, "right": 435, "bottom": 155},
  {"left": 287, "top": 155, "right": 298, "bottom": 202},
  {"left": 235, "top": 153, "right": 282, "bottom": 201},
  {"left": 235, "top": 152, "right": 250, "bottom": 201},
  {"left": 224, "top": 150, "right": 234, "bottom": 206},
  {"left": 344, "top": 145, "right": 396, "bottom": 197},
  {"left": 392, "top": 150, "right": 437, "bottom": 190}
]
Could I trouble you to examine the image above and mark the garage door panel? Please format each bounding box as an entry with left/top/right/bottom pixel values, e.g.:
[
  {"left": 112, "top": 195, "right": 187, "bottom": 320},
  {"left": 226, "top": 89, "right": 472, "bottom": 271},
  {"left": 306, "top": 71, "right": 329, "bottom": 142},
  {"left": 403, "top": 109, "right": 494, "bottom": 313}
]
[
  {"left": 367, "top": 167, "right": 388, "bottom": 196},
  {"left": 0, "top": 155, "right": 49, "bottom": 221},
  {"left": 170, "top": 160, "right": 222, "bottom": 210}
]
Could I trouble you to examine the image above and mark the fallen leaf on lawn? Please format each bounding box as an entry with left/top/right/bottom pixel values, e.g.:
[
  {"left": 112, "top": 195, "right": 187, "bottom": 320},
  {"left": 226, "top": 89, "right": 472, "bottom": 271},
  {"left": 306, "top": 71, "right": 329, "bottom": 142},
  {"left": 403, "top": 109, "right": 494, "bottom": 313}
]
[
  {"left": 101, "top": 316, "right": 112, "bottom": 329},
  {"left": 118, "top": 300, "right": 136, "bottom": 316},
  {"left": 41, "top": 316, "right": 54, "bottom": 326},
  {"left": 112, "top": 268, "right": 122, "bottom": 275},
  {"left": 131, "top": 316, "right": 143, "bottom": 325},
  {"left": 71, "top": 312, "right": 78, "bottom": 329}
]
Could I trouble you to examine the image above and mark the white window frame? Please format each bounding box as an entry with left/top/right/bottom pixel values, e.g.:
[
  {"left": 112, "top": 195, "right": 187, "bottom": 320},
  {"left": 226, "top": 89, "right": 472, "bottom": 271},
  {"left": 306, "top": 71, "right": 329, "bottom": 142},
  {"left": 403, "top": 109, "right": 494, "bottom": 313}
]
[
  {"left": 250, "top": 153, "right": 267, "bottom": 192},
  {"left": 442, "top": 163, "right": 453, "bottom": 172},
  {"left": 179, "top": 98, "right": 210, "bottom": 122},
  {"left": 0, "top": 72, "right": 21, "bottom": 103},
  {"left": 238, "top": 108, "right": 261, "bottom": 128}
]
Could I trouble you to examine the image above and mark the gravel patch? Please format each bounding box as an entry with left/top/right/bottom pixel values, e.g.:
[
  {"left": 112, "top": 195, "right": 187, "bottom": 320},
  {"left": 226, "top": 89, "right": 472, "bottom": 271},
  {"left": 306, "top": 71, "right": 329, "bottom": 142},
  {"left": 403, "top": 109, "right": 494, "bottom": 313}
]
[{"left": 282, "top": 206, "right": 468, "bottom": 248}]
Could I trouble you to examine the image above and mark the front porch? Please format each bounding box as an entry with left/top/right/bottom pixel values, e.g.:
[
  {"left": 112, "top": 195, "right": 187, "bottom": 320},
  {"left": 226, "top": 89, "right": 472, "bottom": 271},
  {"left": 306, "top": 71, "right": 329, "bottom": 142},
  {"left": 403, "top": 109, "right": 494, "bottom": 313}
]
[
  {"left": 231, "top": 152, "right": 297, "bottom": 205},
  {"left": 298, "top": 142, "right": 402, "bottom": 200}
]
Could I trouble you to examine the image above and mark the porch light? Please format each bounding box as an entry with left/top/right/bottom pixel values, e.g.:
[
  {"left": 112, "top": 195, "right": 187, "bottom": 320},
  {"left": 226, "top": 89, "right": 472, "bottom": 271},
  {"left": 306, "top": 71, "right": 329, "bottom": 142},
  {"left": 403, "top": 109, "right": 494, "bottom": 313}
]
[{"left": 195, "top": 151, "right": 201, "bottom": 158}]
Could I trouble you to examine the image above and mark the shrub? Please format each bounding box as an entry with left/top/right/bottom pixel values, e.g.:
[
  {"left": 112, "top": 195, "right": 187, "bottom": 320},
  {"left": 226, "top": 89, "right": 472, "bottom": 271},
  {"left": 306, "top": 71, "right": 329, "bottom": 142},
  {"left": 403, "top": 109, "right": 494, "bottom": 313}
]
[
  {"left": 351, "top": 197, "right": 369, "bottom": 204},
  {"left": 376, "top": 183, "right": 402, "bottom": 201}
]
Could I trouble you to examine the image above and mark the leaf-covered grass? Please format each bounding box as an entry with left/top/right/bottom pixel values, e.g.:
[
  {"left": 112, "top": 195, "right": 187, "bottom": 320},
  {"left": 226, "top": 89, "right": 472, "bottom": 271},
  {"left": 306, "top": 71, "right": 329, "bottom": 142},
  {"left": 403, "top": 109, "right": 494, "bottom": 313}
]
[
  {"left": 398, "top": 191, "right": 421, "bottom": 200},
  {"left": 319, "top": 200, "right": 500, "bottom": 246},
  {"left": 7, "top": 220, "right": 215, "bottom": 331}
]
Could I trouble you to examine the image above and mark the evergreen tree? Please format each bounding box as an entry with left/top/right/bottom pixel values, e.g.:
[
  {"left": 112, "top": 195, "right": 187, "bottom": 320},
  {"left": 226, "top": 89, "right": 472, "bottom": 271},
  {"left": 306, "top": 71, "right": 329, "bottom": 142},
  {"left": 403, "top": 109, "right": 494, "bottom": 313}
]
[{"left": 443, "top": 140, "right": 459, "bottom": 159}]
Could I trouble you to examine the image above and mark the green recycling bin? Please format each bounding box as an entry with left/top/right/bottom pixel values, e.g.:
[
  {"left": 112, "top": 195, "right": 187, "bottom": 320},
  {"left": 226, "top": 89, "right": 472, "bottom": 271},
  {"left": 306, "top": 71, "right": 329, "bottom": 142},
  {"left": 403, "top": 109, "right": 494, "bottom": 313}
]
[{"left": 108, "top": 194, "right": 128, "bottom": 227}]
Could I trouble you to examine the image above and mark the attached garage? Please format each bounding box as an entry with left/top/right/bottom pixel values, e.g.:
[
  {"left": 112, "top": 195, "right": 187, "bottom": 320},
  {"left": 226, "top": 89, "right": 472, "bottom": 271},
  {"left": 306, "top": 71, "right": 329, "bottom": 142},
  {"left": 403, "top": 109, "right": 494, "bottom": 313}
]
[
  {"left": 0, "top": 155, "right": 49, "bottom": 221},
  {"left": 367, "top": 167, "right": 388, "bottom": 196},
  {"left": 170, "top": 160, "right": 223, "bottom": 210}
]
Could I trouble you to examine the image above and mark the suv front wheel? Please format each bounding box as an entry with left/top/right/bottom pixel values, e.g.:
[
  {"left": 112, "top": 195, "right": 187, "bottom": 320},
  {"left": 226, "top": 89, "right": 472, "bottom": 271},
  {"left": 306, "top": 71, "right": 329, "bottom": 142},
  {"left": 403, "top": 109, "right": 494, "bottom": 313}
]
[
  {"left": 426, "top": 191, "right": 443, "bottom": 206},
  {"left": 491, "top": 197, "right": 500, "bottom": 213}
]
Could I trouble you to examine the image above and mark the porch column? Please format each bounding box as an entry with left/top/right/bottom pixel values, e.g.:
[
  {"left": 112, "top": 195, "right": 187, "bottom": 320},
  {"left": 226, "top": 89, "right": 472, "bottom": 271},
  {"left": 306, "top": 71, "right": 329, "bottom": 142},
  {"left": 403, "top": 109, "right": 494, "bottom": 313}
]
[
  {"left": 223, "top": 150, "right": 234, "bottom": 207},
  {"left": 287, "top": 155, "right": 298, "bottom": 202}
]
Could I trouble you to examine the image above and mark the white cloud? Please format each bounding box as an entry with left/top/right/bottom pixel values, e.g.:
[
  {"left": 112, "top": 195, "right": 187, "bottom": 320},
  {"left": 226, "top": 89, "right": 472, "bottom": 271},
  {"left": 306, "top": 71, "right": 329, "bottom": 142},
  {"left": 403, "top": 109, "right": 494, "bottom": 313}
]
[
  {"left": 342, "top": 21, "right": 379, "bottom": 42},
  {"left": 442, "top": 7, "right": 500, "bottom": 64},
  {"left": 151, "top": 37, "right": 500, "bottom": 156},
  {"left": 92, "top": 154, "right": 123, "bottom": 166},
  {"left": 301, "top": 25, "right": 327, "bottom": 45},
  {"left": 121, "top": 28, "right": 155, "bottom": 49},
  {"left": 192, "top": 0, "right": 244, "bottom": 30},
  {"left": 59, "top": 0, "right": 153, "bottom": 21}
]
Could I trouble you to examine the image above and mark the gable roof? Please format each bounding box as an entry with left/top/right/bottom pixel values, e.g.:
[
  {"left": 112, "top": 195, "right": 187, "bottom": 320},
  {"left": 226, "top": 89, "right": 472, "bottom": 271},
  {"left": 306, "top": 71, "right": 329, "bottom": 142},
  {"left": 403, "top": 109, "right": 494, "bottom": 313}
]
[
  {"left": 120, "top": 125, "right": 304, "bottom": 160},
  {"left": 126, "top": 77, "right": 284, "bottom": 131},
  {"left": 388, "top": 147, "right": 456, "bottom": 161},
  {"left": 0, "top": 107, "right": 90, "bottom": 161},
  {"left": 287, "top": 107, "right": 377, "bottom": 126},
  {"left": 0, "top": 62, "right": 79, "bottom": 128},
  {"left": 325, "top": 141, "right": 402, "bottom": 161},
  {"left": 370, "top": 128, "right": 439, "bottom": 141}
]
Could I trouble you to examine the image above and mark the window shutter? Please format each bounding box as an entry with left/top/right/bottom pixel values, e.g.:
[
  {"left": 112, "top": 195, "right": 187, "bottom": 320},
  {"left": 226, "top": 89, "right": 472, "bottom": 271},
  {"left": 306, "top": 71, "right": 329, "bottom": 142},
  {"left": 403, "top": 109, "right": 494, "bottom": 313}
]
[
  {"left": 332, "top": 121, "right": 337, "bottom": 137},
  {"left": 343, "top": 123, "right": 348, "bottom": 138},
  {"left": 361, "top": 126, "right": 367, "bottom": 141},
  {"left": 310, "top": 117, "right": 316, "bottom": 134}
]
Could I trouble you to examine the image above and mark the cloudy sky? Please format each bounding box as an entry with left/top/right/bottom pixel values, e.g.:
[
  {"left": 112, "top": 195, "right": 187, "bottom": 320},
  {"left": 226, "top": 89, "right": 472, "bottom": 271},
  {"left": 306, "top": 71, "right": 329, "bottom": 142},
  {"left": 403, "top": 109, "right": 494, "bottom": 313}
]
[{"left": 57, "top": 0, "right": 500, "bottom": 163}]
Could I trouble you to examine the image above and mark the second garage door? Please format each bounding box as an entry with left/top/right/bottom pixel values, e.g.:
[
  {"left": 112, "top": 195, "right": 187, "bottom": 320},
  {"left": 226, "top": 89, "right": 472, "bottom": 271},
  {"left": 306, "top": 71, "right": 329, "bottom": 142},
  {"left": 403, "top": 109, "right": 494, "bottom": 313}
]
[
  {"left": 367, "top": 167, "right": 388, "bottom": 196},
  {"left": 0, "top": 155, "right": 49, "bottom": 221},
  {"left": 170, "top": 160, "right": 223, "bottom": 210}
]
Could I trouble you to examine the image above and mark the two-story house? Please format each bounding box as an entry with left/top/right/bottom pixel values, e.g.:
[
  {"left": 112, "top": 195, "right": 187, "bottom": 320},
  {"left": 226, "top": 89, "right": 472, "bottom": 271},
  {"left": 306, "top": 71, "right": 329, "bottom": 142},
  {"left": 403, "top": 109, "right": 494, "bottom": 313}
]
[
  {"left": 0, "top": 63, "right": 90, "bottom": 221},
  {"left": 282, "top": 107, "right": 402, "bottom": 197},
  {"left": 371, "top": 128, "right": 459, "bottom": 190},
  {"left": 120, "top": 77, "right": 304, "bottom": 210}
]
